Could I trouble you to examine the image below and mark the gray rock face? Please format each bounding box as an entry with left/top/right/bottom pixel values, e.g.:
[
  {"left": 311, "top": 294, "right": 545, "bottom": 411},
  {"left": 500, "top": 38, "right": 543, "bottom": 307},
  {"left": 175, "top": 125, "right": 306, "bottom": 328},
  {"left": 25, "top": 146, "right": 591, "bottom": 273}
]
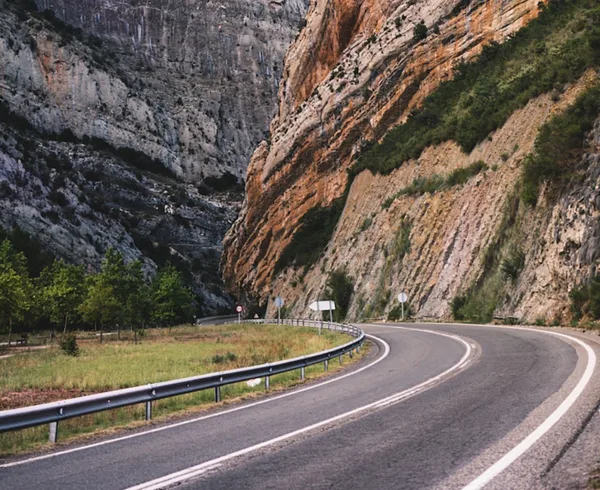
[
  {"left": 0, "top": 0, "right": 307, "bottom": 313},
  {"left": 3, "top": 0, "right": 308, "bottom": 182}
]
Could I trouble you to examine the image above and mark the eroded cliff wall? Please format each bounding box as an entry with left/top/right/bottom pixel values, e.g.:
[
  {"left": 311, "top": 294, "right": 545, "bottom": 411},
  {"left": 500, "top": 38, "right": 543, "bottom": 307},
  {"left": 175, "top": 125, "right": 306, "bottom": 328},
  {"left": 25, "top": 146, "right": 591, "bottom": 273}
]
[
  {"left": 0, "top": 0, "right": 307, "bottom": 313},
  {"left": 224, "top": 0, "right": 600, "bottom": 323},
  {"left": 223, "top": 0, "right": 547, "bottom": 310},
  {"left": 17, "top": 0, "right": 308, "bottom": 182}
]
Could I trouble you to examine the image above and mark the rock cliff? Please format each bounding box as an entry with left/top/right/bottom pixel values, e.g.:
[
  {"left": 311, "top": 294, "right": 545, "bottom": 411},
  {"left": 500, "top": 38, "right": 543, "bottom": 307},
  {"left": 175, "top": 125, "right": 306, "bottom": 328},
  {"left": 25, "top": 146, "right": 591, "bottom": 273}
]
[
  {"left": 0, "top": 0, "right": 307, "bottom": 313},
  {"left": 223, "top": 0, "right": 546, "bottom": 305},
  {"left": 223, "top": 0, "right": 600, "bottom": 323},
  {"left": 23, "top": 0, "right": 308, "bottom": 182}
]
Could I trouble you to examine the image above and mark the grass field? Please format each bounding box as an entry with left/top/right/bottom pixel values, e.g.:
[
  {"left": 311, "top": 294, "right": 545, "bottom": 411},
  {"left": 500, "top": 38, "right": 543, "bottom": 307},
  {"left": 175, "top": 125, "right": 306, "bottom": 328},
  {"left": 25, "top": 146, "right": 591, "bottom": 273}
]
[{"left": 0, "top": 323, "right": 367, "bottom": 456}]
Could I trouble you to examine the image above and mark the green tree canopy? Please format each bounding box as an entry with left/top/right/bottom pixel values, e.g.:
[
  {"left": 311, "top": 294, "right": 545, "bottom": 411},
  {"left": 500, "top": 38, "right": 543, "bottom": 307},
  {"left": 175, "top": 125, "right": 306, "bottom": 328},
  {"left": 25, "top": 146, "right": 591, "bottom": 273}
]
[
  {"left": 79, "top": 274, "right": 120, "bottom": 340},
  {"left": 39, "top": 260, "right": 86, "bottom": 333},
  {"left": 151, "top": 264, "right": 194, "bottom": 328},
  {"left": 123, "top": 260, "right": 152, "bottom": 332},
  {"left": 0, "top": 240, "right": 33, "bottom": 344}
]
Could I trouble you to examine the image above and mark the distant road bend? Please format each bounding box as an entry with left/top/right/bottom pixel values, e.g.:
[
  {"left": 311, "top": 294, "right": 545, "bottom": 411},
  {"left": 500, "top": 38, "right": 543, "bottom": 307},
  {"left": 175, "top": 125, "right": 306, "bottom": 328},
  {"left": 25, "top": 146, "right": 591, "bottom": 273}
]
[{"left": 1, "top": 323, "right": 598, "bottom": 490}]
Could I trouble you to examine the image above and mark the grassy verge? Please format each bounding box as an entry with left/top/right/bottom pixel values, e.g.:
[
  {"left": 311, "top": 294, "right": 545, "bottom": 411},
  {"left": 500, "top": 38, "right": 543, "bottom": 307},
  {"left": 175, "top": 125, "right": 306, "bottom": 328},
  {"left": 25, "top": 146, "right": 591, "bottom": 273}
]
[{"left": 0, "top": 323, "right": 367, "bottom": 456}]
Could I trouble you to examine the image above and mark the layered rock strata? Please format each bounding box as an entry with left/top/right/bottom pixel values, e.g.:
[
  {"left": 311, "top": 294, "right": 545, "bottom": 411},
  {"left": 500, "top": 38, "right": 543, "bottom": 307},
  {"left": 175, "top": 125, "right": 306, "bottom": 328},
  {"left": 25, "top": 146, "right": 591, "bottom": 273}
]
[{"left": 223, "top": 0, "right": 547, "bottom": 311}]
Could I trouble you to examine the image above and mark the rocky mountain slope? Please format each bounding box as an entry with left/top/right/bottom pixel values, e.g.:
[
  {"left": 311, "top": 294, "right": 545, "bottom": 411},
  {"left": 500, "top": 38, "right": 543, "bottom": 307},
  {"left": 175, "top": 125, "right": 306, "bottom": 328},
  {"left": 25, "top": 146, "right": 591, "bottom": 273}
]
[
  {"left": 0, "top": 0, "right": 307, "bottom": 313},
  {"left": 223, "top": 0, "right": 600, "bottom": 323}
]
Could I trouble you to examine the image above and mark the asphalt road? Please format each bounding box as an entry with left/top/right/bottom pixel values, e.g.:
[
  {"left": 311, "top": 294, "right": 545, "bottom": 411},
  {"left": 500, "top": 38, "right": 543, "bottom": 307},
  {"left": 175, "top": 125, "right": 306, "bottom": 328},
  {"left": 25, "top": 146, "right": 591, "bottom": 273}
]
[{"left": 1, "top": 323, "right": 596, "bottom": 490}]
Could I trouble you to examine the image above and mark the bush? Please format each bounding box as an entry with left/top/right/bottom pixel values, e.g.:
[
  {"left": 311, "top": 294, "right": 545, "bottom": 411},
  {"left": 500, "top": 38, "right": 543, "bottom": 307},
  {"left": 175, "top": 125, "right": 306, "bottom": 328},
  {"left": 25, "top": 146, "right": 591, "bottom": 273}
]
[
  {"left": 275, "top": 197, "right": 345, "bottom": 273},
  {"left": 60, "top": 333, "right": 79, "bottom": 357},
  {"left": 451, "top": 295, "right": 466, "bottom": 321},
  {"left": 500, "top": 247, "right": 525, "bottom": 281},
  {"left": 388, "top": 303, "right": 411, "bottom": 321},
  {"left": 390, "top": 218, "right": 411, "bottom": 262},
  {"left": 324, "top": 269, "right": 354, "bottom": 321},
  {"left": 413, "top": 22, "right": 428, "bottom": 41},
  {"left": 211, "top": 351, "right": 237, "bottom": 364},
  {"left": 445, "top": 161, "right": 488, "bottom": 187},
  {"left": 570, "top": 276, "right": 600, "bottom": 322},
  {"left": 359, "top": 217, "right": 373, "bottom": 232}
]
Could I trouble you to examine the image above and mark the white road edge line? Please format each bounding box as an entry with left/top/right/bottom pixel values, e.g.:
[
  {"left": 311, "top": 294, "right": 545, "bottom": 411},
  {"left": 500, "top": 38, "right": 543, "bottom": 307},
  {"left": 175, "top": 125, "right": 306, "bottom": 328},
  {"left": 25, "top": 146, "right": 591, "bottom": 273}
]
[
  {"left": 377, "top": 324, "right": 597, "bottom": 489},
  {"left": 460, "top": 326, "right": 597, "bottom": 490},
  {"left": 125, "top": 329, "right": 472, "bottom": 490},
  {"left": 0, "top": 333, "right": 391, "bottom": 469}
]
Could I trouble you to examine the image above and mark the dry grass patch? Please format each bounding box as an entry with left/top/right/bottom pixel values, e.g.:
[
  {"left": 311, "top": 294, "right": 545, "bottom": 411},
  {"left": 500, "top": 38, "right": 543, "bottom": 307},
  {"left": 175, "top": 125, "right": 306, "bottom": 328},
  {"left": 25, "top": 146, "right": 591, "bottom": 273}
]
[{"left": 0, "top": 323, "right": 367, "bottom": 456}]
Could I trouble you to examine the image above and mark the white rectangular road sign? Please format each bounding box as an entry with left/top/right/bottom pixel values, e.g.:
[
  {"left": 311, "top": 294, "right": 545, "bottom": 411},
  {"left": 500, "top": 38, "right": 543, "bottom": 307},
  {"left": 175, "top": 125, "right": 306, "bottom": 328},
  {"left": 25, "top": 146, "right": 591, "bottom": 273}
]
[{"left": 309, "top": 301, "right": 336, "bottom": 311}]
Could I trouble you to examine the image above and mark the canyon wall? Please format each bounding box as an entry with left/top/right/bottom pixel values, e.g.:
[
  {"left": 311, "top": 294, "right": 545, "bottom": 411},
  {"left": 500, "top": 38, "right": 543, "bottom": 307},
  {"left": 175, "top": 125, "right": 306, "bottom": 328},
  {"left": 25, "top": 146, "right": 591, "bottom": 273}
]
[
  {"left": 0, "top": 0, "right": 307, "bottom": 313},
  {"left": 20, "top": 0, "right": 308, "bottom": 182},
  {"left": 223, "top": 0, "right": 550, "bottom": 316}
]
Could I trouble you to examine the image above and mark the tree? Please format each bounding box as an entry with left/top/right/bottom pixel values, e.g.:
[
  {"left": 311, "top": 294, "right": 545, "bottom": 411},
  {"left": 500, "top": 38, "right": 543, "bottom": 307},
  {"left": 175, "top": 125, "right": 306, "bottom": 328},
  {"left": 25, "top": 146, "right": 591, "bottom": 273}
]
[
  {"left": 79, "top": 275, "right": 119, "bottom": 343},
  {"left": 0, "top": 240, "right": 32, "bottom": 345},
  {"left": 151, "top": 265, "right": 194, "bottom": 331},
  {"left": 324, "top": 269, "right": 354, "bottom": 322},
  {"left": 413, "top": 21, "right": 428, "bottom": 42},
  {"left": 39, "top": 260, "right": 86, "bottom": 334},
  {"left": 91, "top": 248, "right": 129, "bottom": 339},
  {"left": 123, "top": 260, "right": 152, "bottom": 343}
]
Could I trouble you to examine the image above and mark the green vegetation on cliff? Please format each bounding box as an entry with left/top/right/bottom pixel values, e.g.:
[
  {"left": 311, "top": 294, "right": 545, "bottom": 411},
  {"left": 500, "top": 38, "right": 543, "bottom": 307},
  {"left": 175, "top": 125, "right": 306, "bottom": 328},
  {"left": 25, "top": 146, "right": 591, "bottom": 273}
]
[
  {"left": 324, "top": 269, "right": 354, "bottom": 321},
  {"left": 353, "top": 0, "right": 600, "bottom": 177},
  {"left": 521, "top": 85, "right": 600, "bottom": 204},
  {"left": 383, "top": 160, "right": 488, "bottom": 208},
  {"left": 275, "top": 197, "right": 345, "bottom": 273}
]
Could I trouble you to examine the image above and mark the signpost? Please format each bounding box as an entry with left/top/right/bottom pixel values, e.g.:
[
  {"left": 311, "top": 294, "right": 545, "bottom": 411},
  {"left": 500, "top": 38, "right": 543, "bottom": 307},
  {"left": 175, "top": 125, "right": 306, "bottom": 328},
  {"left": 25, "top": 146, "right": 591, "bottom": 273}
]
[
  {"left": 308, "top": 300, "right": 336, "bottom": 312},
  {"left": 397, "top": 292, "right": 408, "bottom": 321},
  {"left": 236, "top": 305, "right": 243, "bottom": 324},
  {"left": 309, "top": 300, "right": 336, "bottom": 335},
  {"left": 274, "top": 296, "right": 284, "bottom": 324}
]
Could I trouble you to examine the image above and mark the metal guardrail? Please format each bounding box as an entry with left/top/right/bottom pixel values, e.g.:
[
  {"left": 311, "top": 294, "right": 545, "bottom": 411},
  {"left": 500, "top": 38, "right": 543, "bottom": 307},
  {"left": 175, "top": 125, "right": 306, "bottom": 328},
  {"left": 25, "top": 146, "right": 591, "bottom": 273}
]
[
  {"left": 194, "top": 314, "right": 239, "bottom": 325},
  {"left": 0, "top": 319, "right": 364, "bottom": 442}
]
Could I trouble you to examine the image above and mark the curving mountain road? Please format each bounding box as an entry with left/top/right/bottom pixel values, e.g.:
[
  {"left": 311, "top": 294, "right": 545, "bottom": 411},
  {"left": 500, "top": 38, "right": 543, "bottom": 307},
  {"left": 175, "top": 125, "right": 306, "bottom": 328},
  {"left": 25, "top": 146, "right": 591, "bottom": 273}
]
[{"left": 1, "top": 323, "right": 599, "bottom": 490}]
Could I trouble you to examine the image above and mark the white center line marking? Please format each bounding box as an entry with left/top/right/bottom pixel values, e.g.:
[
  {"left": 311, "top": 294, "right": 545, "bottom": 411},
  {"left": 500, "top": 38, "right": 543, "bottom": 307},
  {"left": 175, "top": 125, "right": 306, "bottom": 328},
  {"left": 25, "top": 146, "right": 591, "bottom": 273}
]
[
  {"left": 1, "top": 333, "right": 391, "bottom": 469},
  {"left": 126, "top": 329, "right": 472, "bottom": 490}
]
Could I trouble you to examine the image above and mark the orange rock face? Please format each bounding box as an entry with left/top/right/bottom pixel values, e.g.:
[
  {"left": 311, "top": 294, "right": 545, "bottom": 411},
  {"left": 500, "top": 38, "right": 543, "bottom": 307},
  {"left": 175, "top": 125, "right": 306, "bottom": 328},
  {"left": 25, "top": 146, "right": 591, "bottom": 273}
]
[{"left": 222, "top": 0, "right": 545, "bottom": 303}]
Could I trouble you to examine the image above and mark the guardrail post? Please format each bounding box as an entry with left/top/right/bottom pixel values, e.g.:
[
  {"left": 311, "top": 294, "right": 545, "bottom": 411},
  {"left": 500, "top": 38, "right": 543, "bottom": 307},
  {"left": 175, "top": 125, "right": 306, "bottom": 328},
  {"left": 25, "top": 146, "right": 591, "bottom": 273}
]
[
  {"left": 49, "top": 421, "right": 58, "bottom": 443},
  {"left": 1, "top": 321, "right": 365, "bottom": 438}
]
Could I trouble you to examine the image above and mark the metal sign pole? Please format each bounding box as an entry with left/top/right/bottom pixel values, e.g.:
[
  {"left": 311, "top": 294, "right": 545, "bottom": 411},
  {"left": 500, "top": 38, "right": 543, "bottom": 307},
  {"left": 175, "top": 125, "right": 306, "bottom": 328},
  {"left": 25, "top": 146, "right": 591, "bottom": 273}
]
[
  {"left": 317, "top": 300, "right": 321, "bottom": 336},
  {"left": 398, "top": 292, "right": 407, "bottom": 322}
]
